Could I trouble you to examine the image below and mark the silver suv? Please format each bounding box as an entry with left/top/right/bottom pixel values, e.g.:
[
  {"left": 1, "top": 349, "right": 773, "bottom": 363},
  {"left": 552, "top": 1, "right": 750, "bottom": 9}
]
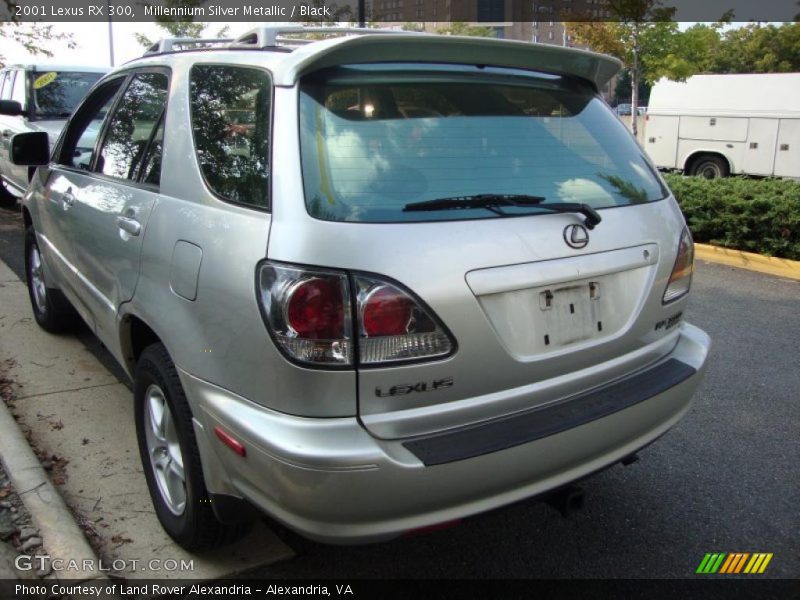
[
  {"left": 11, "top": 27, "right": 710, "bottom": 550},
  {"left": 0, "top": 64, "right": 107, "bottom": 206}
]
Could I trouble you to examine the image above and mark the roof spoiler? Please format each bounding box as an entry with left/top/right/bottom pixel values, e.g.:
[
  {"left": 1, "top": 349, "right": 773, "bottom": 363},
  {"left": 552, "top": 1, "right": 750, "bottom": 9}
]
[{"left": 271, "top": 34, "right": 622, "bottom": 90}]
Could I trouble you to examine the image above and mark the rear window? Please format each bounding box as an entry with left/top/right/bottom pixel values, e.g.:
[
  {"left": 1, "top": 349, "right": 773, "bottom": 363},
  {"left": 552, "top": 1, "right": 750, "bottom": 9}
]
[
  {"left": 32, "top": 71, "right": 104, "bottom": 118},
  {"left": 299, "top": 65, "right": 667, "bottom": 223}
]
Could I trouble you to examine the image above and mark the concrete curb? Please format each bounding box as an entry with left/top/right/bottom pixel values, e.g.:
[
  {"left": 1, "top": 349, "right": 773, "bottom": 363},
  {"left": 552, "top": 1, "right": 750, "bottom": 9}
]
[
  {"left": 695, "top": 243, "right": 800, "bottom": 281},
  {"left": 0, "top": 399, "right": 106, "bottom": 583}
]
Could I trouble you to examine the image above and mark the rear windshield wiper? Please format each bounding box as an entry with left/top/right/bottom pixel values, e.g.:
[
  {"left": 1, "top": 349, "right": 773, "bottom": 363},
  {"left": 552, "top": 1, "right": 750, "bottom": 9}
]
[{"left": 403, "top": 194, "right": 602, "bottom": 229}]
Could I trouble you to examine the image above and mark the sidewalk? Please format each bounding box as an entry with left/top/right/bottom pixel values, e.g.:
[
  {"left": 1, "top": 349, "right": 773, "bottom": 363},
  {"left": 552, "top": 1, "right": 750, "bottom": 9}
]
[{"left": 0, "top": 258, "right": 292, "bottom": 581}]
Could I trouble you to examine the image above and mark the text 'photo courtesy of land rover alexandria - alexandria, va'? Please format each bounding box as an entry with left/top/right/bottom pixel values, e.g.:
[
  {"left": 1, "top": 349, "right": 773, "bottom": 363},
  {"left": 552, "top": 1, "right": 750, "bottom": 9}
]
[{"left": 10, "top": 26, "right": 710, "bottom": 550}]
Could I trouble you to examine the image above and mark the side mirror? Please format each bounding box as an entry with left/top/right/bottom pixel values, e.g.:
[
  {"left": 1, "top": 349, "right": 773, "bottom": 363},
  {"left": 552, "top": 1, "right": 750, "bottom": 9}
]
[
  {"left": 0, "top": 100, "right": 24, "bottom": 116},
  {"left": 10, "top": 132, "right": 50, "bottom": 166}
]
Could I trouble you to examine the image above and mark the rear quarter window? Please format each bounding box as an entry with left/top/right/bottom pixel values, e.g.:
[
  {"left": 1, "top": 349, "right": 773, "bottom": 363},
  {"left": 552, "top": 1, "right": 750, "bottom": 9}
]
[{"left": 189, "top": 65, "right": 271, "bottom": 209}]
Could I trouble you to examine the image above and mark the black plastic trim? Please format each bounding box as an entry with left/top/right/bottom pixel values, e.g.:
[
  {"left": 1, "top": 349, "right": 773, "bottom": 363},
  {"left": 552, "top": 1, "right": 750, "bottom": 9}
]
[
  {"left": 209, "top": 492, "right": 259, "bottom": 525},
  {"left": 403, "top": 358, "right": 696, "bottom": 466}
]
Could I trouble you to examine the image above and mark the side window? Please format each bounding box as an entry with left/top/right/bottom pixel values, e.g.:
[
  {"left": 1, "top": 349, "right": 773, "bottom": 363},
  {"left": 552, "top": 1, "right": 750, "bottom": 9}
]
[
  {"left": 98, "top": 72, "right": 168, "bottom": 181},
  {"left": 11, "top": 70, "right": 26, "bottom": 106},
  {"left": 57, "top": 78, "right": 124, "bottom": 170},
  {"left": 189, "top": 65, "right": 271, "bottom": 208},
  {"left": 0, "top": 71, "right": 12, "bottom": 100}
]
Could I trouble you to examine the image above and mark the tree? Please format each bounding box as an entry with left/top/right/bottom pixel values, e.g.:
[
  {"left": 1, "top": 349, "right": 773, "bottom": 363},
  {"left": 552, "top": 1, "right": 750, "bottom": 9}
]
[
  {"left": 435, "top": 22, "right": 496, "bottom": 37},
  {"left": 567, "top": 0, "right": 681, "bottom": 137},
  {"left": 0, "top": 0, "right": 76, "bottom": 67},
  {"left": 655, "top": 22, "right": 800, "bottom": 77},
  {"left": 613, "top": 68, "right": 650, "bottom": 105},
  {"left": 667, "top": 22, "right": 724, "bottom": 75},
  {"left": 710, "top": 23, "right": 800, "bottom": 74}
]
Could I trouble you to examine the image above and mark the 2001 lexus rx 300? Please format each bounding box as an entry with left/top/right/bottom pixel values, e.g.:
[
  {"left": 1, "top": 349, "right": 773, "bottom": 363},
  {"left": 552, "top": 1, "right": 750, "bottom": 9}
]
[{"left": 11, "top": 27, "right": 710, "bottom": 550}]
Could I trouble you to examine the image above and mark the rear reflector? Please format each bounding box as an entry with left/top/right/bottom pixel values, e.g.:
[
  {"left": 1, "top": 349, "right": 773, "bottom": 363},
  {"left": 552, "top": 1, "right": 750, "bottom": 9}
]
[
  {"left": 214, "top": 426, "right": 247, "bottom": 457},
  {"left": 403, "top": 519, "right": 463, "bottom": 537}
]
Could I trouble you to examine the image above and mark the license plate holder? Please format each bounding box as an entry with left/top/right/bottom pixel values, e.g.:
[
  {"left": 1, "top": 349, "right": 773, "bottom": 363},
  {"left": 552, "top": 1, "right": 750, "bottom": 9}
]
[{"left": 539, "top": 283, "right": 602, "bottom": 347}]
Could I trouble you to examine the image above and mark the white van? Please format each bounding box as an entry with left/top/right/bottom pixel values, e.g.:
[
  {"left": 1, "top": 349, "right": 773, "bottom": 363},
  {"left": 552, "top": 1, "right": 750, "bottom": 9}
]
[{"left": 645, "top": 73, "right": 800, "bottom": 179}]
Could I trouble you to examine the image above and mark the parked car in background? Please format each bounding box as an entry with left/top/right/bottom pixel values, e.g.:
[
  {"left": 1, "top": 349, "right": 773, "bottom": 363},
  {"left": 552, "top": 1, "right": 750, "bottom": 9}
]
[
  {"left": 0, "top": 64, "right": 107, "bottom": 206},
  {"left": 11, "top": 27, "right": 709, "bottom": 550},
  {"left": 615, "top": 103, "right": 632, "bottom": 116},
  {"left": 645, "top": 73, "right": 800, "bottom": 178}
]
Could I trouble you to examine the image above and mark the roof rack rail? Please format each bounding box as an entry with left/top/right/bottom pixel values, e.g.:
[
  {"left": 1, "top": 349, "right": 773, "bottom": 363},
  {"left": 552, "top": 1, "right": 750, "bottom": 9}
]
[
  {"left": 230, "top": 25, "right": 421, "bottom": 49},
  {"left": 144, "top": 37, "right": 234, "bottom": 56},
  {"left": 141, "top": 26, "right": 423, "bottom": 58}
]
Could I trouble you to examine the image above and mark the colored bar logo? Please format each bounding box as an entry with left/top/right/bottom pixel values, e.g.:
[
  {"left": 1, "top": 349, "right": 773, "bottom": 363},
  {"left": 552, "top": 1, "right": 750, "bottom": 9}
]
[{"left": 696, "top": 553, "right": 773, "bottom": 574}]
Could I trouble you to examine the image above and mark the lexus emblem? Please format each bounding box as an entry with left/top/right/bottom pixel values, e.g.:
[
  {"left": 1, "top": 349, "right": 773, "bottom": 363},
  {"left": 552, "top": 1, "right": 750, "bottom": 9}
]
[{"left": 564, "top": 224, "right": 589, "bottom": 249}]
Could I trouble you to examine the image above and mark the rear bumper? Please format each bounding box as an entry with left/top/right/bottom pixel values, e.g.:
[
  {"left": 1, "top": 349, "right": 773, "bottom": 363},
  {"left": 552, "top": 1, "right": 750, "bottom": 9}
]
[{"left": 182, "top": 322, "right": 710, "bottom": 544}]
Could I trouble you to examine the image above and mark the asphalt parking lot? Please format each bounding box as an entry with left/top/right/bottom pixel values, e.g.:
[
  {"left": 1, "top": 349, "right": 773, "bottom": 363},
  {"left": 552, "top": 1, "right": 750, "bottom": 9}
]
[{"left": 0, "top": 202, "right": 798, "bottom": 580}]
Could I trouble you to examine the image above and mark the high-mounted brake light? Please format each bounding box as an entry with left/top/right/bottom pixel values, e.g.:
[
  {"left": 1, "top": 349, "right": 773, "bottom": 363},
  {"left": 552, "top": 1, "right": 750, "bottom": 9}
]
[
  {"left": 663, "top": 227, "right": 694, "bottom": 303},
  {"left": 257, "top": 262, "right": 455, "bottom": 368}
]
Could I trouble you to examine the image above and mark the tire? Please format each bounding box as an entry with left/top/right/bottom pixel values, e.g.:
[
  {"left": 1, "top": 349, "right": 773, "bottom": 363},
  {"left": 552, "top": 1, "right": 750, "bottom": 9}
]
[
  {"left": 688, "top": 155, "right": 729, "bottom": 179},
  {"left": 134, "top": 342, "right": 250, "bottom": 551},
  {"left": 24, "top": 226, "right": 78, "bottom": 332}
]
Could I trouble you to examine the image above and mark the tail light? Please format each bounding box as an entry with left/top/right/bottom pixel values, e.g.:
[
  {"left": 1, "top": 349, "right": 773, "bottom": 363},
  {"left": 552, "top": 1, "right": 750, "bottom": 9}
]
[
  {"left": 257, "top": 262, "right": 455, "bottom": 368},
  {"left": 663, "top": 227, "right": 694, "bottom": 303},
  {"left": 257, "top": 263, "right": 353, "bottom": 366},
  {"left": 354, "top": 276, "right": 454, "bottom": 365}
]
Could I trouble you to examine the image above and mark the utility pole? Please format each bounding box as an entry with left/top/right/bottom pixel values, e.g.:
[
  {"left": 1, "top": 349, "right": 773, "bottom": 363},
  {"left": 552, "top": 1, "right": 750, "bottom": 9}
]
[
  {"left": 631, "top": 23, "right": 640, "bottom": 138},
  {"left": 107, "top": 0, "right": 115, "bottom": 66},
  {"left": 358, "top": 0, "right": 366, "bottom": 27}
]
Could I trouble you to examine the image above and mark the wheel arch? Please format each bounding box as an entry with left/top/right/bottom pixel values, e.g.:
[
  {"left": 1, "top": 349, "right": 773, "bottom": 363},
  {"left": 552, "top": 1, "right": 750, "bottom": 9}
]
[
  {"left": 119, "top": 312, "right": 163, "bottom": 377},
  {"left": 683, "top": 151, "right": 733, "bottom": 175}
]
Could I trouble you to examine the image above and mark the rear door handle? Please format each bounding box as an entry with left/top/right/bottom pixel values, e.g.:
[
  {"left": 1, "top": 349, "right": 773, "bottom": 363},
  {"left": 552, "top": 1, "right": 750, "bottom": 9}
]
[
  {"left": 117, "top": 216, "right": 141, "bottom": 236},
  {"left": 62, "top": 191, "right": 76, "bottom": 208},
  {"left": 1, "top": 130, "right": 11, "bottom": 139}
]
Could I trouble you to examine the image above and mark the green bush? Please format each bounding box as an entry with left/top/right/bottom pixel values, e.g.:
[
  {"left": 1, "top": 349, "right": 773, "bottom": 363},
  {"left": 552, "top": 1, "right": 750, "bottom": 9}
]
[{"left": 664, "top": 174, "right": 800, "bottom": 260}]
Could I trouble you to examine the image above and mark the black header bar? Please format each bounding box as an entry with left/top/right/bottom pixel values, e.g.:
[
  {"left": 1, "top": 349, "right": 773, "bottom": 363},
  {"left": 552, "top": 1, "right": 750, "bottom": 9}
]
[{"left": 1, "top": 0, "right": 798, "bottom": 24}]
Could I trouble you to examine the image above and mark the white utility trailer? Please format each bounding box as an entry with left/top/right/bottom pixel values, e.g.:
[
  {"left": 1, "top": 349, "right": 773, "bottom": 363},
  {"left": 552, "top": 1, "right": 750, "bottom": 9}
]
[{"left": 645, "top": 73, "right": 800, "bottom": 178}]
